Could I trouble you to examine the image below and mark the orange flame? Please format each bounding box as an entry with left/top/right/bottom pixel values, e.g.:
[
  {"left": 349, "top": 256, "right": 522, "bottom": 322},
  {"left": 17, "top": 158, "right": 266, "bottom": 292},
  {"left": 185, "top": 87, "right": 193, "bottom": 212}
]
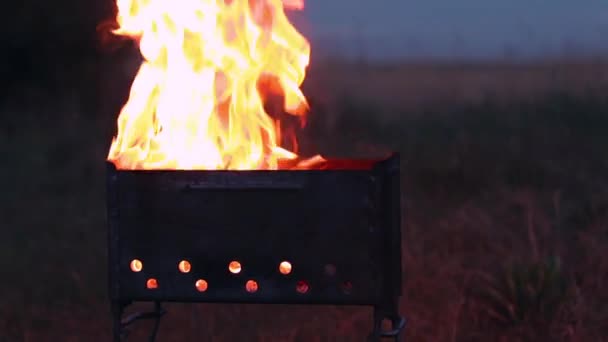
[{"left": 107, "top": 0, "right": 312, "bottom": 170}]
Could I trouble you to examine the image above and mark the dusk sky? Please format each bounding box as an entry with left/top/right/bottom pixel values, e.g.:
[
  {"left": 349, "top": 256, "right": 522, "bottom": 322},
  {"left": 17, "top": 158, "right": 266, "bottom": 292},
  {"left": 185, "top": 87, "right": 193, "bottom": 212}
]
[{"left": 291, "top": 0, "right": 607, "bottom": 60}]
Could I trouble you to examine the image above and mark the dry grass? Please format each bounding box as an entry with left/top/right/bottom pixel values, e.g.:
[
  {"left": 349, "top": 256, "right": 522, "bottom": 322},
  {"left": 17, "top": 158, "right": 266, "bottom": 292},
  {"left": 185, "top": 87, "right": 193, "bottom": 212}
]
[
  {"left": 304, "top": 57, "right": 608, "bottom": 116},
  {"left": 1, "top": 51, "right": 608, "bottom": 341}
]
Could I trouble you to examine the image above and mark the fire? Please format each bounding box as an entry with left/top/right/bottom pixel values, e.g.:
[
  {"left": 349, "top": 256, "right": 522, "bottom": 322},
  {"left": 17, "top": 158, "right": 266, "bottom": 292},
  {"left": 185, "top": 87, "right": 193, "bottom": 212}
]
[{"left": 107, "top": 0, "right": 312, "bottom": 170}]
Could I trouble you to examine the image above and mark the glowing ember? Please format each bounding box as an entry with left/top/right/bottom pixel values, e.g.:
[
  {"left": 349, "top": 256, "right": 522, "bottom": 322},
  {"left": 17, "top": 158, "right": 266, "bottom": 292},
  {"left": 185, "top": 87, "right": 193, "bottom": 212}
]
[
  {"left": 195, "top": 279, "right": 209, "bottom": 292},
  {"left": 178, "top": 260, "right": 192, "bottom": 273},
  {"left": 107, "top": 0, "right": 316, "bottom": 170},
  {"left": 130, "top": 259, "right": 143, "bottom": 272},
  {"left": 278, "top": 261, "right": 292, "bottom": 275},
  {"left": 147, "top": 278, "right": 159, "bottom": 289},
  {"left": 229, "top": 261, "right": 242, "bottom": 274},
  {"left": 245, "top": 280, "right": 259, "bottom": 292},
  {"left": 296, "top": 280, "right": 309, "bottom": 293}
]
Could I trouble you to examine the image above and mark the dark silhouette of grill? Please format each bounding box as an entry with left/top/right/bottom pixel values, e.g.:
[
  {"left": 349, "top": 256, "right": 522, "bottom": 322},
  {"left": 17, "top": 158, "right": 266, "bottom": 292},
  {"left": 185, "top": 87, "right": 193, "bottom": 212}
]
[{"left": 106, "top": 153, "right": 405, "bottom": 341}]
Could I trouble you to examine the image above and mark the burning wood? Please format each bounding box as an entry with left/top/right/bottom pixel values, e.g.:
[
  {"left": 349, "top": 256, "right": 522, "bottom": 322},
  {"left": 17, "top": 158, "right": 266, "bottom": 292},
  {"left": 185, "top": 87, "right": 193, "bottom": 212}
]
[{"left": 107, "top": 0, "right": 320, "bottom": 170}]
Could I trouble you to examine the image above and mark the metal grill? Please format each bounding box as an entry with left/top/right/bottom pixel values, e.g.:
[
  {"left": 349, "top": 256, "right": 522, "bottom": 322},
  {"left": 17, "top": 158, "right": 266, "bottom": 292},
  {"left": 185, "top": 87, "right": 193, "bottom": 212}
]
[{"left": 106, "top": 154, "right": 405, "bottom": 341}]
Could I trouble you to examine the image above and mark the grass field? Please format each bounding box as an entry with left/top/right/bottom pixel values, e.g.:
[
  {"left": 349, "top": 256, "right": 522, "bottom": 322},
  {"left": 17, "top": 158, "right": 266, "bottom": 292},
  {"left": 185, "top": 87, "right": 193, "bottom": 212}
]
[{"left": 1, "top": 51, "right": 608, "bottom": 341}]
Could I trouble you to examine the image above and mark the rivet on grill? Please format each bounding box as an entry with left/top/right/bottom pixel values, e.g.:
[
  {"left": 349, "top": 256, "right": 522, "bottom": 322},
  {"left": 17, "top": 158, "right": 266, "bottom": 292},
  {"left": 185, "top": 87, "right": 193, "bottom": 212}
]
[
  {"left": 178, "top": 260, "right": 191, "bottom": 273},
  {"left": 279, "top": 261, "right": 292, "bottom": 275},
  {"left": 296, "top": 280, "right": 309, "bottom": 294},
  {"left": 130, "top": 259, "right": 143, "bottom": 272},
  {"left": 195, "top": 279, "right": 208, "bottom": 292},
  {"left": 229, "top": 261, "right": 242, "bottom": 274},
  {"left": 245, "top": 280, "right": 258, "bottom": 293},
  {"left": 146, "top": 278, "right": 158, "bottom": 289}
]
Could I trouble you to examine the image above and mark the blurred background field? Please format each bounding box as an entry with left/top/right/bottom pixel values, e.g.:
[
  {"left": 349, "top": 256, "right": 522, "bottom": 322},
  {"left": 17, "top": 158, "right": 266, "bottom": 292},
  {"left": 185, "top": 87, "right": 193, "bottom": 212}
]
[
  {"left": 1, "top": 0, "right": 608, "bottom": 341},
  {"left": 2, "top": 48, "right": 608, "bottom": 341}
]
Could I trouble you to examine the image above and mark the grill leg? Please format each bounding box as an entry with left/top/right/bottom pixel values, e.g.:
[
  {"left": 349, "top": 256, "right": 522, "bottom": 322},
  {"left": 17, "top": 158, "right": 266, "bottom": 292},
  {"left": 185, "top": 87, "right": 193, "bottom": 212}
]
[
  {"left": 368, "top": 309, "right": 382, "bottom": 342},
  {"left": 148, "top": 301, "right": 162, "bottom": 342},
  {"left": 368, "top": 303, "right": 406, "bottom": 342},
  {"left": 111, "top": 301, "right": 124, "bottom": 342},
  {"left": 111, "top": 301, "right": 165, "bottom": 341}
]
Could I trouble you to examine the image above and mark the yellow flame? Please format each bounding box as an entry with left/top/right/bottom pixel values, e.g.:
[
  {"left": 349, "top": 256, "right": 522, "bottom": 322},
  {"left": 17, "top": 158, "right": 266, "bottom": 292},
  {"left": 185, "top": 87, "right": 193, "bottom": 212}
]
[{"left": 107, "top": 0, "right": 311, "bottom": 170}]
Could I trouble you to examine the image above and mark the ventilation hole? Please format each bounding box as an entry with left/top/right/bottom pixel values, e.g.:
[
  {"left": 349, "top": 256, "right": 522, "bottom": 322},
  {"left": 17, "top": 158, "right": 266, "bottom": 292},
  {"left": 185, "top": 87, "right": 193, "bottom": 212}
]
[
  {"left": 245, "top": 280, "right": 258, "bottom": 293},
  {"left": 195, "top": 279, "right": 208, "bottom": 292},
  {"left": 229, "top": 261, "right": 242, "bottom": 274},
  {"left": 324, "top": 264, "right": 336, "bottom": 276},
  {"left": 279, "top": 261, "right": 292, "bottom": 275},
  {"left": 130, "top": 259, "right": 143, "bottom": 272},
  {"left": 341, "top": 281, "right": 352, "bottom": 294},
  {"left": 296, "top": 280, "right": 309, "bottom": 294},
  {"left": 146, "top": 278, "right": 158, "bottom": 289},
  {"left": 178, "top": 260, "right": 191, "bottom": 273}
]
